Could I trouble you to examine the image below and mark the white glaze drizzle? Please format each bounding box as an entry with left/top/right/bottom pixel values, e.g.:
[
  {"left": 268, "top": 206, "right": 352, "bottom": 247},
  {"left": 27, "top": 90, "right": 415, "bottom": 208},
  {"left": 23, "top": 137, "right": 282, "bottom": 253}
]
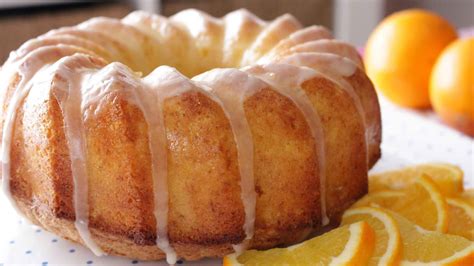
[
  {"left": 81, "top": 63, "right": 233, "bottom": 264},
  {"left": 142, "top": 66, "right": 230, "bottom": 264},
  {"left": 288, "top": 40, "right": 364, "bottom": 68},
  {"left": 45, "top": 28, "right": 132, "bottom": 68},
  {"left": 15, "top": 35, "right": 113, "bottom": 63},
  {"left": 141, "top": 66, "right": 201, "bottom": 265},
  {"left": 280, "top": 53, "right": 360, "bottom": 110},
  {"left": 278, "top": 53, "right": 369, "bottom": 164},
  {"left": 286, "top": 52, "right": 358, "bottom": 76},
  {"left": 222, "top": 9, "right": 266, "bottom": 67},
  {"left": 1, "top": 53, "right": 47, "bottom": 215},
  {"left": 50, "top": 54, "right": 106, "bottom": 256},
  {"left": 0, "top": 46, "right": 96, "bottom": 216},
  {"left": 77, "top": 17, "right": 154, "bottom": 74},
  {"left": 193, "top": 68, "right": 267, "bottom": 253},
  {"left": 86, "top": 64, "right": 175, "bottom": 259},
  {"left": 244, "top": 63, "right": 329, "bottom": 226},
  {"left": 257, "top": 26, "right": 333, "bottom": 64},
  {"left": 288, "top": 25, "right": 333, "bottom": 43},
  {"left": 241, "top": 14, "right": 301, "bottom": 66},
  {"left": 82, "top": 62, "right": 184, "bottom": 260}
]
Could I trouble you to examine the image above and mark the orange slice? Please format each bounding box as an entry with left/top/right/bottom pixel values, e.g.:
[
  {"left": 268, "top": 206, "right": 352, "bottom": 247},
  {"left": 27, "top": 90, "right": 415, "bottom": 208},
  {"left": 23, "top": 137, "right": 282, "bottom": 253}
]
[
  {"left": 447, "top": 197, "right": 474, "bottom": 240},
  {"left": 342, "top": 207, "right": 402, "bottom": 266},
  {"left": 369, "top": 163, "right": 463, "bottom": 196},
  {"left": 353, "top": 174, "right": 449, "bottom": 232},
  {"left": 461, "top": 189, "right": 474, "bottom": 206},
  {"left": 223, "top": 221, "right": 375, "bottom": 266},
  {"left": 344, "top": 208, "right": 474, "bottom": 265}
]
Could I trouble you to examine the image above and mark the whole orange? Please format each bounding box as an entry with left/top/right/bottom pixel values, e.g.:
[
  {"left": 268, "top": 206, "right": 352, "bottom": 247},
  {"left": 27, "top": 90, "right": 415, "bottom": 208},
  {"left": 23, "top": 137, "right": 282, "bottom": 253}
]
[
  {"left": 365, "top": 9, "right": 457, "bottom": 108},
  {"left": 430, "top": 38, "right": 474, "bottom": 136}
]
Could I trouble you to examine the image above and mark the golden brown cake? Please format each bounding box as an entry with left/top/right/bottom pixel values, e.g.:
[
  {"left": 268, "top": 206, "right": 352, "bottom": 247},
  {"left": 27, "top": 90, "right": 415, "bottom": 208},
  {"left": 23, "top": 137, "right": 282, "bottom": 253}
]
[{"left": 0, "top": 9, "right": 381, "bottom": 263}]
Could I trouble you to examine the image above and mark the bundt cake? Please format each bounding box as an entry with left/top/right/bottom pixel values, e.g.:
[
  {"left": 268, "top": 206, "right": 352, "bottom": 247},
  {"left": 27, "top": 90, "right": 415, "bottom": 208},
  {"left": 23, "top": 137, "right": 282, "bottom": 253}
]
[{"left": 0, "top": 9, "right": 381, "bottom": 263}]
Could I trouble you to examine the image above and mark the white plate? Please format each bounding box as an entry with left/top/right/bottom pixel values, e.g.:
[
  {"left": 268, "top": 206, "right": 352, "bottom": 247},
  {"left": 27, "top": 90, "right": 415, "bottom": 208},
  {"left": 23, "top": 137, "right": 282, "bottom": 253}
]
[{"left": 1, "top": 96, "right": 473, "bottom": 265}]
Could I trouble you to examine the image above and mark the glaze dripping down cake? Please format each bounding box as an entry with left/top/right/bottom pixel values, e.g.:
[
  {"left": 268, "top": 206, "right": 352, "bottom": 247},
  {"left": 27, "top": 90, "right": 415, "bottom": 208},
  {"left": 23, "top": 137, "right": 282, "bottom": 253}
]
[{"left": 0, "top": 9, "right": 381, "bottom": 263}]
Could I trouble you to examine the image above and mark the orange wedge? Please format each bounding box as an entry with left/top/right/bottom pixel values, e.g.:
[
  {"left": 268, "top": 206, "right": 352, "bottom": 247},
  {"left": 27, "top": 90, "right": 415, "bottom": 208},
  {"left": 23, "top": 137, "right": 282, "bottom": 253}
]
[
  {"left": 447, "top": 197, "right": 474, "bottom": 240},
  {"left": 369, "top": 163, "right": 463, "bottom": 196},
  {"left": 461, "top": 189, "right": 474, "bottom": 206},
  {"left": 344, "top": 208, "right": 474, "bottom": 265},
  {"left": 223, "top": 221, "right": 375, "bottom": 266},
  {"left": 353, "top": 174, "right": 449, "bottom": 232},
  {"left": 342, "top": 207, "right": 402, "bottom": 266}
]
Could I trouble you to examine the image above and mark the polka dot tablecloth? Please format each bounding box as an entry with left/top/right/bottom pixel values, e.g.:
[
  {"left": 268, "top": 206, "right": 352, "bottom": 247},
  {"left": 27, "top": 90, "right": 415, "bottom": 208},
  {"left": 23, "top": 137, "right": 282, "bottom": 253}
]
[{"left": 0, "top": 95, "right": 472, "bottom": 266}]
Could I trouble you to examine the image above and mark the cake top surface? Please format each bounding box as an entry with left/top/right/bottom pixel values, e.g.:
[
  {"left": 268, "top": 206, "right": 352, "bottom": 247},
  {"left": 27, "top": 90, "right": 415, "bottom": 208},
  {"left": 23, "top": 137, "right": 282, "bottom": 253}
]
[{"left": 2, "top": 8, "right": 363, "bottom": 78}]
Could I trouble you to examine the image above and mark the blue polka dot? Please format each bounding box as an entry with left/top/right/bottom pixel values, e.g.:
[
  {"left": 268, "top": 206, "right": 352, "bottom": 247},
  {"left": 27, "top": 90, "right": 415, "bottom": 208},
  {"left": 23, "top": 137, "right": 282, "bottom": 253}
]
[
  {"left": 9, "top": 240, "right": 14, "bottom": 244},
  {"left": 36, "top": 229, "right": 42, "bottom": 233},
  {"left": 52, "top": 239, "right": 58, "bottom": 243},
  {"left": 131, "top": 260, "right": 139, "bottom": 264},
  {"left": 86, "top": 261, "right": 94, "bottom": 265},
  {"left": 18, "top": 220, "right": 22, "bottom": 224},
  {"left": 42, "top": 262, "right": 48, "bottom": 266},
  {"left": 25, "top": 250, "right": 32, "bottom": 254},
  {"left": 69, "top": 248, "right": 76, "bottom": 253}
]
